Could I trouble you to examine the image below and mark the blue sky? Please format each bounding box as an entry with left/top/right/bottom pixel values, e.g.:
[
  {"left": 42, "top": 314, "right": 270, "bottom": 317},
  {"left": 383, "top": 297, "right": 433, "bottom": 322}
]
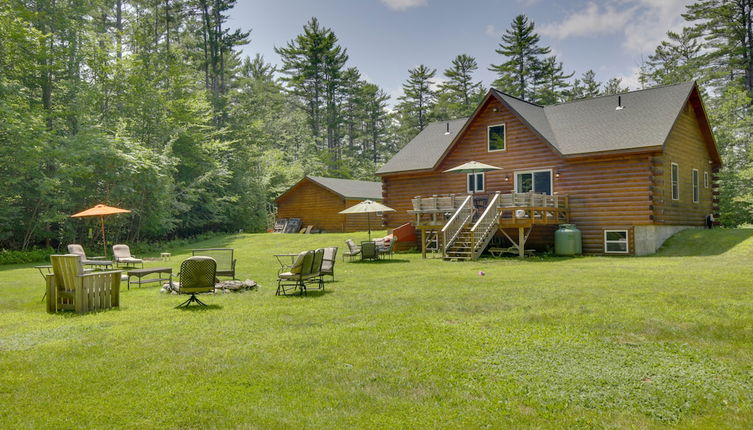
[{"left": 227, "top": 0, "right": 691, "bottom": 102}]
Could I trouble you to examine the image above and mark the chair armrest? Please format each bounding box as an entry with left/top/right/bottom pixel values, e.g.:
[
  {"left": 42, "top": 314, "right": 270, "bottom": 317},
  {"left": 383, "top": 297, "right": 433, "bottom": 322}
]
[{"left": 232, "top": 259, "right": 237, "bottom": 270}]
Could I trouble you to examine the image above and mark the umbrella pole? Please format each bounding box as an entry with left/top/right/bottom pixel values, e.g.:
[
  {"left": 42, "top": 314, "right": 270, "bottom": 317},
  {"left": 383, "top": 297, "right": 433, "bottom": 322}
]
[
  {"left": 368, "top": 213, "right": 371, "bottom": 241},
  {"left": 100, "top": 215, "right": 107, "bottom": 258}
]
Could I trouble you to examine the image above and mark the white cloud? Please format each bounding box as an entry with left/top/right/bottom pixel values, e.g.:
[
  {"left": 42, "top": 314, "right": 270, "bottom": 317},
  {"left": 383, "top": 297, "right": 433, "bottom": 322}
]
[
  {"left": 539, "top": 2, "right": 635, "bottom": 39},
  {"left": 484, "top": 24, "right": 501, "bottom": 39},
  {"left": 540, "top": 0, "right": 692, "bottom": 54},
  {"left": 380, "top": 0, "right": 427, "bottom": 11}
]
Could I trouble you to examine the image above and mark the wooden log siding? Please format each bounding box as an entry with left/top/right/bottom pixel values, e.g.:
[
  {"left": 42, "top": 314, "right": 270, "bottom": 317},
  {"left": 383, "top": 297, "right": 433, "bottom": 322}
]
[
  {"left": 276, "top": 180, "right": 383, "bottom": 233},
  {"left": 344, "top": 199, "right": 384, "bottom": 233},
  {"left": 654, "top": 100, "right": 715, "bottom": 225},
  {"left": 382, "top": 96, "right": 659, "bottom": 254}
]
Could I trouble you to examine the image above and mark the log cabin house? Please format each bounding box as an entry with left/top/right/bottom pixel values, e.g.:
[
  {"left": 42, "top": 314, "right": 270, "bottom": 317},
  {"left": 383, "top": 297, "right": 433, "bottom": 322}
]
[
  {"left": 376, "top": 81, "right": 720, "bottom": 259},
  {"left": 275, "top": 176, "right": 383, "bottom": 233}
]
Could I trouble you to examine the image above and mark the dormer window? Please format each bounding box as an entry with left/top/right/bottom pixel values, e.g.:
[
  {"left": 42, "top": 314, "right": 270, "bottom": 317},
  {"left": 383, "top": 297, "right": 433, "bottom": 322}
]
[{"left": 488, "top": 124, "right": 506, "bottom": 152}]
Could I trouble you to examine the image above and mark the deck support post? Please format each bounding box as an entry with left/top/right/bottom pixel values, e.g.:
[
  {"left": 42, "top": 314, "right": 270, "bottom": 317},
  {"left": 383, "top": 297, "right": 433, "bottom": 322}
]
[
  {"left": 421, "top": 228, "right": 427, "bottom": 259},
  {"left": 518, "top": 227, "right": 525, "bottom": 258}
]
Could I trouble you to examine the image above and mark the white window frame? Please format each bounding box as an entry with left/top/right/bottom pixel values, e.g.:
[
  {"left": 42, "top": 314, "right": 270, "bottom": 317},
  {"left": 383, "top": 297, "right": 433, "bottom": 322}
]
[
  {"left": 467, "top": 172, "right": 485, "bottom": 193},
  {"left": 514, "top": 169, "right": 553, "bottom": 195},
  {"left": 692, "top": 169, "right": 699, "bottom": 203},
  {"left": 604, "top": 230, "right": 629, "bottom": 254},
  {"left": 704, "top": 171, "right": 709, "bottom": 189},
  {"left": 671, "top": 162, "right": 679, "bottom": 201},
  {"left": 487, "top": 123, "right": 506, "bottom": 152}
]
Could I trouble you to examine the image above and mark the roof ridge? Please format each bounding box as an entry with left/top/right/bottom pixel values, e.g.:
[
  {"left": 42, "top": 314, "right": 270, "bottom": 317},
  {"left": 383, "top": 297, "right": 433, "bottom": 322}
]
[
  {"left": 491, "top": 88, "right": 544, "bottom": 108},
  {"left": 548, "top": 80, "right": 695, "bottom": 107}
]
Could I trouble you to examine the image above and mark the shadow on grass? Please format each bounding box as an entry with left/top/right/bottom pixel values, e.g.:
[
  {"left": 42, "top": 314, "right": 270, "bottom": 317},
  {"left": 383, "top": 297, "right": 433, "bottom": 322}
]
[
  {"left": 653, "top": 228, "right": 753, "bottom": 257},
  {"left": 175, "top": 304, "right": 223, "bottom": 311},
  {"left": 276, "top": 288, "right": 334, "bottom": 299},
  {"left": 348, "top": 258, "right": 410, "bottom": 264}
]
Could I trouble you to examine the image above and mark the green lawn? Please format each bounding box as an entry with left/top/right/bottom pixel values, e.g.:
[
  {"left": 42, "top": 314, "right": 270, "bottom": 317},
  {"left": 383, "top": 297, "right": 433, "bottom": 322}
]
[{"left": 1, "top": 229, "right": 753, "bottom": 429}]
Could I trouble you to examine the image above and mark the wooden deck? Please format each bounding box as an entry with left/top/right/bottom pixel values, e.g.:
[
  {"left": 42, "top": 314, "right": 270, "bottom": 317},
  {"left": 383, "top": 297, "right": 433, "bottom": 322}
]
[{"left": 409, "top": 192, "right": 570, "bottom": 258}]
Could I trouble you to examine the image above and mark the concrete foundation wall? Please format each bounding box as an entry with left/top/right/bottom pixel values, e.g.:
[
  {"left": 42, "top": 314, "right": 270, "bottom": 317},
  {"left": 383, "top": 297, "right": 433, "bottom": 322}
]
[{"left": 634, "top": 225, "right": 698, "bottom": 256}]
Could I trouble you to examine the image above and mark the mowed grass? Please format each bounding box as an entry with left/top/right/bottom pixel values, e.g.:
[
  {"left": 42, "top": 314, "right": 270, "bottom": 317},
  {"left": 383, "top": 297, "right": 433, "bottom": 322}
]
[{"left": 1, "top": 229, "right": 753, "bottom": 429}]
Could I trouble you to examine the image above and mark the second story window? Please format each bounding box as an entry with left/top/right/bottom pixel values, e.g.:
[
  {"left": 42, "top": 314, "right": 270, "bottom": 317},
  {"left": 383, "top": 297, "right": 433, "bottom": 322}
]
[{"left": 488, "top": 124, "right": 506, "bottom": 152}]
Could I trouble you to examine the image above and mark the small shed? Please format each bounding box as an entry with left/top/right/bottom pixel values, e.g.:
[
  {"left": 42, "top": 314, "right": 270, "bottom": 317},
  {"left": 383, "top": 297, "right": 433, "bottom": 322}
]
[{"left": 274, "top": 176, "right": 383, "bottom": 233}]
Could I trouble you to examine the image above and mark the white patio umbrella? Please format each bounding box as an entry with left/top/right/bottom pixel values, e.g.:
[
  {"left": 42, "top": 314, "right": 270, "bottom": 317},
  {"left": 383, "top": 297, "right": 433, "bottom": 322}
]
[
  {"left": 444, "top": 161, "right": 502, "bottom": 197},
  {"left": 339, "top": 200, "right": 395, "bottom": 241}
]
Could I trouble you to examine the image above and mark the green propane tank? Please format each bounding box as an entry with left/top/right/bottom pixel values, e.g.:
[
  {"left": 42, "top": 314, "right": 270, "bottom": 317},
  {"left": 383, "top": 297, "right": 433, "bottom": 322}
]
[{"left": 554, "top": 224, "right": 582, "bottom": 255}]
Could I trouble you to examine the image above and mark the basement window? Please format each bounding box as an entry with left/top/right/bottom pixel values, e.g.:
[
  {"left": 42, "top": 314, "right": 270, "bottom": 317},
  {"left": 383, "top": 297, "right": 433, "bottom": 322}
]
[
  {"left": 692, "top": 169, "right": 699, "bottom": 203},
  {"left": 604, "top": 230, "right": 629, "bottom": 254},
  {"left": 488, "top": 124, "right": 506, "bottom": 152},
  {"left": 467, "top": 172, "right": 485, "bottom": 193},
  {"left": 671, "top": 162, "right": 679, "bottom": 200}
]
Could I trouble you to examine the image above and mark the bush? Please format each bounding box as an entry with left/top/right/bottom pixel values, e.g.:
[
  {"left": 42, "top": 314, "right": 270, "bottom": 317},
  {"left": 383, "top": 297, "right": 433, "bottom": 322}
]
[{"left": 0, "top": 248, "right": 55, "bottom": 265}]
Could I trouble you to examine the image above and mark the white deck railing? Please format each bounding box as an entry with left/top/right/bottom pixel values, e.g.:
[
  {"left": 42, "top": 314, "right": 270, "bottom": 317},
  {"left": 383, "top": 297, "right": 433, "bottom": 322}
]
[{"left": 440, "top": 195, "right": 473, "bottom": 256}]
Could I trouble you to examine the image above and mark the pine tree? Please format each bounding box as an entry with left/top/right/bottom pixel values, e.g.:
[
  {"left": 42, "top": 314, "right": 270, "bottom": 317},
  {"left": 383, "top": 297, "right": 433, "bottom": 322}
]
[
  {"left": 683, "top": 0, "right": 753, "bottom": 95},
  {"left": 489, "top": 14, "right": 550, "bottom": 100},
  {"left": 440, "top": 54, "right": 483, "bottom": 116},
  {"left": 569, "top": 70, "right": 602, "bottom": 100},
  {"left": 276, "top": 17, "right": 348, "bottom": 156},
  {"left": 397, "top": 64, "right": 436, "bottom": 133},
  {"left": 640, "top": 28, "right": 702, "bottom": 86},
  {"left": 534, "top": 56, "right": 573, "bottom": 104},
  {"left": 604, "top": 77, "right": 629, "bottom": 95}
]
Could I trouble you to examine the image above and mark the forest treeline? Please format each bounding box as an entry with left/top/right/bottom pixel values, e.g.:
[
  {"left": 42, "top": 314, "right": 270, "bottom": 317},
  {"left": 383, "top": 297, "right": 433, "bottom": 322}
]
[{"left": 0, "top": 0, "right": 751, "bottom": 250}]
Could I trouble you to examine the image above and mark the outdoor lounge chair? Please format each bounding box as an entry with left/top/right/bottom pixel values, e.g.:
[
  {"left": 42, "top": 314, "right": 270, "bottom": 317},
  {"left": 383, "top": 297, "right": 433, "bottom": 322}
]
[
  {"left": 343, "top": 239, "right": 360, "bottom": 261},
  {"left": 46, "top": 254, "right": 121, "bottom": 314},
  {"left": 191, "top": 248, "right": 236, "bottom": 279},
  {"left": 320, "top": 247, "right": 337, "bottom": 281},
  {"left": 67, "top": 244, "right": 114, "bottom": 269},
  {"left": 176, "top": 256, "right": 216, "bottom": 308},
  {"left": 112, "top": 244, "right": 143, "bottom": 268},
  {"left": 361, "top": 241, "right": 379, "bottom": 261},
  {"left": 277, "top": 250, "right": 314, "bottom": 296}
]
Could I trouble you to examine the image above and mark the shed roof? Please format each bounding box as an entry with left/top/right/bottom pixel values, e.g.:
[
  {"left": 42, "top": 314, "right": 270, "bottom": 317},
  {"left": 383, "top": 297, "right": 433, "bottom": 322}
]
[
  {"left": 377, "top": 81, "right": 717, "bottom": 175},
  {"left": 275, "top": 176, "right": 382, "bottom": 202}
]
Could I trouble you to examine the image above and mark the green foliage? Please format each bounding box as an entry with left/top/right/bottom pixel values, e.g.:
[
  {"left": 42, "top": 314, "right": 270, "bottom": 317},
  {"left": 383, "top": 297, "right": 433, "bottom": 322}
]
[
  {"left": 489, "top": 14, "right": 551, "bottom": 100},
  {"left": 395, "top": 64, "right": 437, "bottom": 146},
  {"left": 0, "top": 248, "right": 54, "bottom": 265}
]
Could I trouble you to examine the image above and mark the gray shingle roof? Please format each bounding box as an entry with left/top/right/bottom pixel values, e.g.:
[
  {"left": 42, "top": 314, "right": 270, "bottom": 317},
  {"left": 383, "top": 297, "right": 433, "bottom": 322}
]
[
  {"left": 378, "top": 82, "right": 701, "bottom": 175},
  {"left": 376, "top": 118, "right": 468, "bottom": 174},
  {"left": 307, "top": 176, "right": 382, "bottom": 200}
]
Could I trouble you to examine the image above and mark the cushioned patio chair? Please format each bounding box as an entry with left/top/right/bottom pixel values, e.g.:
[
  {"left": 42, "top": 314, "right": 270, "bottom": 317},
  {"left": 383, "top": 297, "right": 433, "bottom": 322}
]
[
  {"left": 360, "top": 241, "right": 378, "bottom": 261},
  {"left": 277, "top": 250, "right": 314, "bottom": 296},
  {"left": 306, "top": 248, "right": 325, "bottom": 292},
  {"left": 46, "top": 254, "right": 121, "bottom": 314},
  {"left": 112, "top": 244, "right": 143, "bottom": 268},
  {"left": 176, "top": 256, "right": 216, "bottom": 308},
  {"left": 67, "top": 244, "right": 113, "bottom": 269},
  {"left": 378, "top": 237, "right": 398, "bottom": 259},
  {"left": 191, "top": 248, "right": 236, "bottom": 279},
  {"left": 343, "top": 239, "right": 360, "bottom": 262},
  {"left": 320, "top": 247, "right": 338, "bottom": 281}
]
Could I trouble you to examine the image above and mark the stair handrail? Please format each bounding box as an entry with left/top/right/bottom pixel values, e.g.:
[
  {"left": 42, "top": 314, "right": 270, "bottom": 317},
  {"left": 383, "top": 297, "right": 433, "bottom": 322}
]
[
  {"left": 441, "top": 195, "right": 474, "bottom": 256},
  {"left": 470, "top": 192, "right": 502, "bottom": 259}
]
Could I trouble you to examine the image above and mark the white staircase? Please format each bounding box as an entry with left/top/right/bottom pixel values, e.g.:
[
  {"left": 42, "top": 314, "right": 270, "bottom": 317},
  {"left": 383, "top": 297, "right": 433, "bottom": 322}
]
[{"left": 442, "top": 192, "right": 502, "bottom": 261}]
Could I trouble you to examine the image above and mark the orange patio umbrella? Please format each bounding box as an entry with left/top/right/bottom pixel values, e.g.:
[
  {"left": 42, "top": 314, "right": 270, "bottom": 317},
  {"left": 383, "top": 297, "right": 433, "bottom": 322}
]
[{"left": 71, "top": 204, "right": 131, "bottom": 258}]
